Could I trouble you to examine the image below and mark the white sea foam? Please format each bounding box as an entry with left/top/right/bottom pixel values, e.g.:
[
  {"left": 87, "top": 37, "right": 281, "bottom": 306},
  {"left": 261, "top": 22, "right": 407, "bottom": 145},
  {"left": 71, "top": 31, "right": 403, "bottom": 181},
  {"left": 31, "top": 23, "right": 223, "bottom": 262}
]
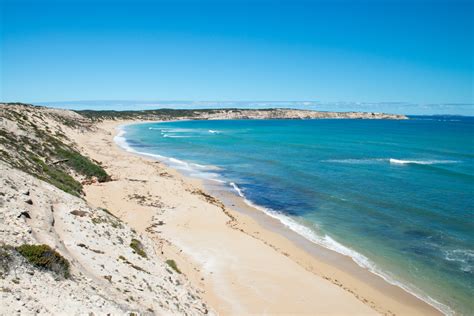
[
  {"left": 208, "top": 129, "right": 220, "bottom": 134},
  {"left": 163, "top": 134, "right": 192, "bottom": 138},
  {"left": 114, "top": 129, "right": 136, "bottom": 154},
  {"left": 190, "top": 163, "right": 221, "bottom": 171},
  {"left": 389, "top": 158, "right": 459, "bottom": 165},
  {"left": 162, "top": 128, "right": 193, "bottom": 133},
  {"left": 322, "top": 158, "right": 386, "bottom": 164},
  {"left": 168, "top": 157, "right": 187, "bottom": 165},
  {"left": 189, "top": 172, "right": 225, "bottom": 182},
  {"left": 322, "top": 158, "right": 459, "bottom": 166},
  {"left": 444, "top": 249, "right": 474, "bottom": 273},
  {"left": 229, "top": 182, "right": 244, "bottom": 197}
]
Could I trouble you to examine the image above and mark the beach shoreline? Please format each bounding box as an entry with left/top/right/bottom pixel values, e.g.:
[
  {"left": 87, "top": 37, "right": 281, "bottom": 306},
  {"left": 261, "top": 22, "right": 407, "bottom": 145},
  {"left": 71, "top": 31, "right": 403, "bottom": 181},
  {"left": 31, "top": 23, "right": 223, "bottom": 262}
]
[{"left": 70, "top": 119, "right": 445, "bottom": 315}]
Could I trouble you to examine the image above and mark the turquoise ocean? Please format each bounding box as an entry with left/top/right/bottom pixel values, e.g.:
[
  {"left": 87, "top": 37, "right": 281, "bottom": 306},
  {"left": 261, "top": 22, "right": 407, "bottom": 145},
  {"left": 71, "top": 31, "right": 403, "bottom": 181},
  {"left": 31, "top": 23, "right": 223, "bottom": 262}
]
[{"left": 117, "top": 117, "right": 473, "bottom": 315}]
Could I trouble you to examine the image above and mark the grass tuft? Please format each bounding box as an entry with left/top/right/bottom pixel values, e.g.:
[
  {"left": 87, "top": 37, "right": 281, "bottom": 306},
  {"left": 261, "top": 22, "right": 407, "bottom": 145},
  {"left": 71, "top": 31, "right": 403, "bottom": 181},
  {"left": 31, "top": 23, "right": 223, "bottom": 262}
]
[
  {"left": 165, "top": 259, "right": 181, "bottom": 274},
  {"left": 130, "top": 239, "right": 147, "bottom": 258}
]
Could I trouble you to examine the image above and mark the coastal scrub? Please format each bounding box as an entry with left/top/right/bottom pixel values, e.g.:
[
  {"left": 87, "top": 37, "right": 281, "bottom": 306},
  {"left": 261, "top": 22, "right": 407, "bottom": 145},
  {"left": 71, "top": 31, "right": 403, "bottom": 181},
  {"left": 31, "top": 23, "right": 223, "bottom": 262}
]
[
  {"left": 16, "top": 244, "right": 70, "bottom": 278},
  {"left": 130, "top": 239, "right": 147, "bottom": 258},
  {"left": 165, "top": 259, "right": 181, "bottom": 274}
]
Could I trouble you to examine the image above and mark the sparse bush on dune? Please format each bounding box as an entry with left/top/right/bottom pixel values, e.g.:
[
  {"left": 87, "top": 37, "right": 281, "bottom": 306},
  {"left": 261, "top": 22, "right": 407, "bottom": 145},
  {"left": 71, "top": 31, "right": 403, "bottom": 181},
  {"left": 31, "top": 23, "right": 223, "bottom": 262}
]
[
  {"left": 165, "top": 259, "right": 181, "bottom": 274},
  {"left": 30, "top": 155, "right": 83, "bottom": 196},
  {"left": 130, "top": 238, "right": 147, "bottom": 258},
  {"left": 16, "top": 244, "right": 70, "bottom": 278},
  {"left": 55, "top": 147, "right": 109, "bottom": 182}
]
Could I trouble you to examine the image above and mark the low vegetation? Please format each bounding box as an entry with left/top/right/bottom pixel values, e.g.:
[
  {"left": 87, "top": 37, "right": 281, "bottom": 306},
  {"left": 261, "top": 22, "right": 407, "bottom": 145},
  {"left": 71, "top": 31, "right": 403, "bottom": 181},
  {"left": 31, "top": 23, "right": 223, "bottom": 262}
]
[
  {"left": 55, "top": 148, "right": 109, "bottom": 182},
  {"left": 165, "top": 259, "right": 181, "bottom": 274},
  {"left": 16, "top": 244, "right": 70, "bottom": 278},
  {"left": 118, "top": 255, "right": 149, "bottom": 273},
  {"left": 30, "top": 155, "right": 83, "bottom": 196},
  {"left": 0, "top": 103, "right": 109, "bottom": 195},
  {"left": 130, "top": 239, "right": 147, "bottom": 258}
]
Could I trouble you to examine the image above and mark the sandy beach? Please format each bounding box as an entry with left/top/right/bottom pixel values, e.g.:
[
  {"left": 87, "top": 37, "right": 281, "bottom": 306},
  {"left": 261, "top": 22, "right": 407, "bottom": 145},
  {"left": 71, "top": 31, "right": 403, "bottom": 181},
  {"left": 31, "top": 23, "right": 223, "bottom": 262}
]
[{"left": 69, "top": 120, "right": 443, "bottom": 315}]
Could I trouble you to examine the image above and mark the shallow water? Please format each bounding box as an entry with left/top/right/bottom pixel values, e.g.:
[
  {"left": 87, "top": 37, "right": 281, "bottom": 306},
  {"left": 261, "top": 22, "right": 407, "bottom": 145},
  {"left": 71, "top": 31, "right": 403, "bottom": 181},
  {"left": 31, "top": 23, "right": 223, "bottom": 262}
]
[{"left": 119, "top": 117, "right": 474, "bottom": 315}]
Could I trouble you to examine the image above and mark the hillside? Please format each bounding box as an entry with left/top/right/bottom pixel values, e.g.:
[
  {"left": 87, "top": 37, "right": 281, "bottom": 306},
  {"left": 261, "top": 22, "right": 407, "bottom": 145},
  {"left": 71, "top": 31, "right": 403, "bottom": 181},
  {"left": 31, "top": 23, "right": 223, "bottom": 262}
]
[
  {"left": 0, "top": 104, "right": 107, "bottom": 196},
  {"left": 0, "top": 103, "right": 211, "bottom": 315}
]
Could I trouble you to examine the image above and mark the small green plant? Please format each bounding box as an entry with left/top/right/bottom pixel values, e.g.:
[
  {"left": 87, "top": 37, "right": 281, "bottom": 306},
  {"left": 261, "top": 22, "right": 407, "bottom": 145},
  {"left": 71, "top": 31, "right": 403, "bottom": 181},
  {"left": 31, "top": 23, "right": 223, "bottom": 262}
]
[
  {"left": 130, "top": 239, "right": 147, "bottom": 258},
  {"left": 118, "top": 255, "right": 149, "bottom": 273},
  {"left": 165, "top": 259, "right": 181, "bottom": 274},
  {"left": 100, "top": 207, "right": 117, "bottom": 218},
  {"left": 16, "top": 244, "right": 70, "bottom": 278},
  {"left": 91, "top": 216, "right": 106, "bottom": 225}
]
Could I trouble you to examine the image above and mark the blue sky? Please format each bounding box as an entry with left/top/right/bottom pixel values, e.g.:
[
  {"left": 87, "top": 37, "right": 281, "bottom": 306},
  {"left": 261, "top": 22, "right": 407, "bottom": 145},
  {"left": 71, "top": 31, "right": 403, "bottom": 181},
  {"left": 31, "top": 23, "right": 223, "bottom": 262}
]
[{"left": 1, "top": 0, "right": 473, "bottom": 114}]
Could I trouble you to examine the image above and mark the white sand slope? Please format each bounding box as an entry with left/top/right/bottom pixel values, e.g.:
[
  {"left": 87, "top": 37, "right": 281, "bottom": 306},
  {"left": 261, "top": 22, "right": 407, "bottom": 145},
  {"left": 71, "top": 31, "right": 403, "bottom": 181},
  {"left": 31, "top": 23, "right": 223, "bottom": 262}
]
[{"left": 0, "top": 161, "right": 211, "bottom": 315}]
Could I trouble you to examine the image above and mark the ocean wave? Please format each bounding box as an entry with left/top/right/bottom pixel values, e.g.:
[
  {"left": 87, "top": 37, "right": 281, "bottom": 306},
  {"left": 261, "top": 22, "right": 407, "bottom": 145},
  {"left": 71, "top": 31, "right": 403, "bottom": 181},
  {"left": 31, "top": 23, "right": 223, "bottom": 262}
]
[
  {"left": 161, "top": 128, "right": 193, "bottom": 133},
  {"left": 189, "top": 172, "right": 225, "bottom": 182},
  {"left": 114, "top": 129, "right": 138, "bottom": 154},
  {"left": 190, "top": 162, "right": 221, "bottom": 171},
  {"left": 389, "top": 158, "right": 459, "bottom": 165},
  {"left": 444, "top": 249, "right": 474, "bottom": 273},
  {"left": 208, "top": 129, "right": 220, "bottom": 134},
  {"left": 322, "top": 158, "right": 459, "bottom": 166},
  {"left": 163, "top": 134, "right": 192, "bottom": 138},
  {"left": 167, "top": 158, "right": 221, "bottom": 176},
  {"left": 229, "top": 182, "right": 245, "bottom": 197},
  {"left": 410, "top": 118, "right": 462, "bottom": 122},
  {"left": 322, "top": 158, "right": 386, "bottom": 164}
]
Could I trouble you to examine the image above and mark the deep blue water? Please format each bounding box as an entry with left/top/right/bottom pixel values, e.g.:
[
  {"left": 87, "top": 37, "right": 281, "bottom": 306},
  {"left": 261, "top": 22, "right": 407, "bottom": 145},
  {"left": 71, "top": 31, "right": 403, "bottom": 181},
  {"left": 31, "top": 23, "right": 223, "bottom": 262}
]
[{"left": 119, "top": 117, "right": 474, "bottom": 314}]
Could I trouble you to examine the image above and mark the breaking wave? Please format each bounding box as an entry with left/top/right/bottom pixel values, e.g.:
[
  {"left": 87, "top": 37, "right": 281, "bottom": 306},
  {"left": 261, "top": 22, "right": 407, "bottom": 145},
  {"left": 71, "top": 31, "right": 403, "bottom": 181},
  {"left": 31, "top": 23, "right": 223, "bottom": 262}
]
[
  {"left": 389, "top": 158, "right": 459, "bottom": 165},
  {"left": 322, "top": 158, "right": 460, "bottom": 166}
]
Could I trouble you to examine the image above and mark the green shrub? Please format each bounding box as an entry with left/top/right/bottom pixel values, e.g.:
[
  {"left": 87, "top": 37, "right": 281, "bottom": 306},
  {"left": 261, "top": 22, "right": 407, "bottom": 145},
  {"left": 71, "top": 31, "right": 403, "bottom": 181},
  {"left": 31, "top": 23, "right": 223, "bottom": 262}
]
[
  {"left": 129, "top": 239, "right": 147, "bottom": 258},
  {"left": 165, "top": 259, "right": 181, "bottom": 274},
  {"left": 16, "top": 244, "right": 70, "bottom": 278},
  {"left": 56, "top": 148, "right": 109, "bottom": 182},
  {"left": 31, "top": 156, "right": 82, "bottom": 196}
]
